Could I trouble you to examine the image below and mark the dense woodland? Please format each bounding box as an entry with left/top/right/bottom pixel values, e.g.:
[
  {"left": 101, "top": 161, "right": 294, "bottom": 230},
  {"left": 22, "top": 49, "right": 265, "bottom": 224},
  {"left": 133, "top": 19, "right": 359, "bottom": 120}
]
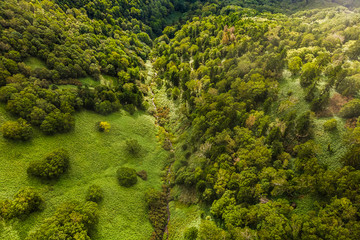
[{"left": 1, "top": 0, "right": 360, "bottom": 239}]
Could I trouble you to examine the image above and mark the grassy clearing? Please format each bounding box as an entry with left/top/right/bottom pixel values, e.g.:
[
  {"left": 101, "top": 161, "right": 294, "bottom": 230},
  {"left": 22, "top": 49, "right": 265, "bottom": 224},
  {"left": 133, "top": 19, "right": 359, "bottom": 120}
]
[
  {"left": 312, "top": 116, "right": 347, "bottom": 170},
  {"left": 80, "top": 76, "right": 100, "bottom": 87},
  {"left": 24, "top": 57, "right": 47, "bottom": 70},
  {"left": 274, "top": 74, "right": 311, "bottom": 119},
  {"left": 0, "top": 108, "right": 168, "bottom": 240},
  {"left": 168, "top": 201, "right": 202, "bottom": 240}
]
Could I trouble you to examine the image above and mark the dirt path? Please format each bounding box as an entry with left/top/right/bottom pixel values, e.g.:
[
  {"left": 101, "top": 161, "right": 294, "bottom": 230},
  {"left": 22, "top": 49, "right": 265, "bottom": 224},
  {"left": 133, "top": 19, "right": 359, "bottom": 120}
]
[{"left": 145, "top": 60, "right": 174, "bottom": 240}]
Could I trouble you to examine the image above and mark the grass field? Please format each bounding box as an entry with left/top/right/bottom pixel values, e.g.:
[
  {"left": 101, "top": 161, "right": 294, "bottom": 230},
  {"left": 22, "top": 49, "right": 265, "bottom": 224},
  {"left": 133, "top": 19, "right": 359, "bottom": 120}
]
[
  {"left": 80, "top": 76, "right": 100, "bottom": 87},
  {"left": 24, "top": 57, "right": 47, "bottom": 70},
  {"left": 168, "top": 201, "right": 202, "bottom": 240},
  {"left": 0, "top": 106, "right": 168, "bottom": 240}
]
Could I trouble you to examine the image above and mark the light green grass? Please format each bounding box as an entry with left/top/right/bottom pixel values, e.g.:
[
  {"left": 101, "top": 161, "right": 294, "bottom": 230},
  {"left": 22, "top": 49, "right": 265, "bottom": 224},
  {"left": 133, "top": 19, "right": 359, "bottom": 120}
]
[
  {"left": 24, "top": 57, "right": 47, "bottom": 70},
  {"left": 57, "top": 84, "right": 78, "bottom": 89},
  {"left": 168, "top": 201, "right": 202, "bottom": 240},
  {"left": 80, "top": 76, "right": 100, "bottom": 87},
  {"left": 274, "top": 74, "right": 311, "bottom": 118},
  {"left": 277, "top": 72, "right": 346, "bottom": 170},
  {"left": 312, "top": 117, "right": 347, "bottom": 170},
  {"left": 0, "top": 108, "right": 168, "bottom": 240}
]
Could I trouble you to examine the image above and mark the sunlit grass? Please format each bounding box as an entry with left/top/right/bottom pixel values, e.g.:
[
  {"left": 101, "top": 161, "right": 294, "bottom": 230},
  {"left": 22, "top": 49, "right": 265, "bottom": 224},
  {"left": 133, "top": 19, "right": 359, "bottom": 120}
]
[
  {"left": 24, "top": 57, "right": 47, "bottom": 70},
  {"left": 168, "top": 201, "right": 202, "bottom": 240},
  {"left": 0, "top": 108, "right": 168, "bottom": 239},
  {"left": 79, "top": 76, "right": 100, "bottom": 87}
]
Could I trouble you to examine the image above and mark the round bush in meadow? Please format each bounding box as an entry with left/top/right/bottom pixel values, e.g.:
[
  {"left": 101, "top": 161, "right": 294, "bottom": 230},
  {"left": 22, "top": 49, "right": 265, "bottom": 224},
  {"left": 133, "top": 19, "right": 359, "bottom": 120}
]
[{"left": 117, "top": 167, "right": 138, "bottom": 187}]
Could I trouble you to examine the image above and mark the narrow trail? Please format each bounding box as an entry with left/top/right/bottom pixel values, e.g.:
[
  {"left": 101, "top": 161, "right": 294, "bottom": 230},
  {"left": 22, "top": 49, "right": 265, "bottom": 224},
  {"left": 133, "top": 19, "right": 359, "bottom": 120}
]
[{"left": 145, "top": 60, "right": 174, "bottom": 240}]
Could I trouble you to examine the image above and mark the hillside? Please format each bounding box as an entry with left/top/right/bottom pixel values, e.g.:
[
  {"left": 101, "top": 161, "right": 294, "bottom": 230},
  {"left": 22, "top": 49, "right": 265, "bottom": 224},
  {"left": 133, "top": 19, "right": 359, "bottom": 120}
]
[{"left": 1, "top": 0, "right": 360, "bottom": 239}]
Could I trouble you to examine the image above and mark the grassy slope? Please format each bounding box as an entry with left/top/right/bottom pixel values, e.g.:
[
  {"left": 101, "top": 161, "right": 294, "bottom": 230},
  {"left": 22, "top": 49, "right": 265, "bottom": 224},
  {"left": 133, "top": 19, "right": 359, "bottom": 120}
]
[{"left": 0, "top": 107, "right": 168, "bottom": 240}]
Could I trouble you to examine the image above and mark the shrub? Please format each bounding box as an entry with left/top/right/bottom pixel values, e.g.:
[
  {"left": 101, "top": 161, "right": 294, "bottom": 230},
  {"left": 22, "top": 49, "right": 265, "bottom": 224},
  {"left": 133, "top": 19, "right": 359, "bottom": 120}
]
[
  {"left": 323, "top": 119, "right": 337, "bottom": 131},
  {"left": 124, "top": 103, "right": 136, "bottom": 115},
  {"left": 145, "top": 188, "right": 168, "bottom": 239},
  {"left": 136, "top": 170, "right": 148, "bottom": 180},
  {"left": 40, "top": 110, "right": 74, "bottom": 134},
  {"left": 28, "top": 148, "right": 70, "bottom": 179},
  {"left": 117, "top": 167, "right": 138, "bottom": 187},
  {"left": 86, "top": 185, "right": 103, "bottom": 203},
  {"left": 0, "top": 187, "right": 43, "bottom": 219},
  {"left": 126, "top": 138, "right": 141, "bottom": 155},
  {"left": 339, "top": 99, "right": 360, "bottom": 118},
  {"left": 1, "top": 118, "right": 32, "bottom": 140},
  {"left": 184, "top": 227, "right": 198, "bottom": 240},
  {"left": 26, "top": 201, "right": 98, "bottom": 240},
  {"left": 96, "top": 121, "right": 111, "bottom": 132}
]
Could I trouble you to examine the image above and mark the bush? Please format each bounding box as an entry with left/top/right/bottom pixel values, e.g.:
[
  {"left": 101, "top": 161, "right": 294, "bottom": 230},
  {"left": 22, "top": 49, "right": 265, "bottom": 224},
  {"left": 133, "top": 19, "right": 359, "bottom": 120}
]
[
  {"left": 136, "top": 170, "right": 148, "bottom": 180},
  {"left": 26, "top": 201, "right": 98, "bottom": 240},
  {"left": 126, "top": 138, "right": 141, "bottom": 155},
  {"left": 1, "top": 118, "right": 32, "bottom": 140},
  {"left": 117, "top": 167, "right": 138, "bottom": 187},
  {"left": 28, "top": 148, "right": 70, "bottom": 179},
  {"left": 96, "top": 121, "right": 111, "bottom": 132},
  {"left": 40, "top": 110, "right": 74, "bottom": 134},
  {"left": 339, "top": 99, "right": 360, "bottom": 118},
  {"left": 0, "top": 187, "right": 43, "bottom": 219},
  {"left": 86, "top": 185, "right": 103, "bottom": 203},
  {"left": 145, "top": 188, "right": 168, "bottom": 239},
  {"left": 124, "top": 103, "right": 136, "bottom": 115},
  {"left": 323, "top": 119, "right": 337, "bottom": 131},
  {"left": 184, "top": 227, "right": 198, "bottom": 240}
]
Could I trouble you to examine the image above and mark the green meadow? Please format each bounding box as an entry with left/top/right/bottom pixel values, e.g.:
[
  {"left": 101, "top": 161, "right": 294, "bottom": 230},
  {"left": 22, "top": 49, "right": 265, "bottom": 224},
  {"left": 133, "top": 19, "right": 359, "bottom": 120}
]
[{"left": 0, "top": 106, "right": 168, "bottom": 240}]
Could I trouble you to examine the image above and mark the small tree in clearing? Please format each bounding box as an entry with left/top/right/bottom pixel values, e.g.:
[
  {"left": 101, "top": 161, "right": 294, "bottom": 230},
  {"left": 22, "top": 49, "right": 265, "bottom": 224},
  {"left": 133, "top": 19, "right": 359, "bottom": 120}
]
[
  {"left": 126, "top": 138, "right": 141, "bottom": 155},
  {"left": 97, "top": 121, "right": 111, "bottom": 132}
]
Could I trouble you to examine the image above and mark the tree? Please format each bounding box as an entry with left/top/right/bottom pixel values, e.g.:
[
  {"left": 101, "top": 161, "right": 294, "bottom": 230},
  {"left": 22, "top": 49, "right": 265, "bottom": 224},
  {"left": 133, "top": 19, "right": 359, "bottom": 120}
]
[
  {"left": 26, "top": 201, "right": 98, "bottom": 240},
  {"left": 97, "top": 121, "right": 111, "bottom": 132},
  {"left": 1, "top": 119, "right": 33, "bottom": 140},
  {"left": 40, "top": 110, "right": 75, "bottom": 134},
  {"left": 198, "top": 220, "right": 228, "bottom": 240},
  {"left": 126, "top": 138, "right": 141, "bottom": 155},
  {"left": 339, "top": 99, "right": 360, "bottom": 118},
  {"left": 323, "top": 119, "right": 337, "bottom": 131},
  {"left": 288, "top": 56, "right": 302, "bottom": 75},
  {"left": 300, "top": 62, "right": 319, "bottom": 88},
  {"left": 86, "top": 185, "right": 103, "bottom": 203},
  {"left": 296, "top": 111, "right": 312, "bottom": 136},
  {"left": 28, "top": 148, "right": 70, "bottom": 179},
  {"left": 117, "top": 167, "right": 138, "bottom": 187},
  {"left": 0, "top": 187, "right": 43, "bottom": 219}
]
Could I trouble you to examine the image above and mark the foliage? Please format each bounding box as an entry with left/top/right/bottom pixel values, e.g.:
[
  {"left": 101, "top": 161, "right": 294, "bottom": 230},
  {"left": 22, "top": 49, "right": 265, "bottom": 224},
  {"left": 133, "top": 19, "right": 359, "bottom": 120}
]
[
  {"left": 27, "top": 148, "right": 70, "bottom": 179},
  {"left": 323, "top": 119, "right": 337, "bottom": 131},
  {"left": 117, "top": 167, "right": 138, "bottom": 187},
  {"left": 26, "top": 201, "right": 98, "bottom": 240},
  {"left": 86, "top": 184, "right": 103, "bottom": 203},
  {"left": 184, "top": 227, "right": 198, "bottom": 240},
  {"left": 97, "top": 121, "right": 111, "bottom": 132},
  {"left": 0, "top": 187, "right": 43, "bottom": 220},
  {"left": 339, "top": 99, "right": 360, "bottom": 118},
  {"left": 1, "top": 119, "right": 32, "bottom": 140},
  {"left": 137, "top": 170, "right": 148, "bottom": 180},
  {"left": 145, "top": 188, "right": 168, "bottom": 240},
  {"left": 126, "top": 138, "right": 142, "bottom": 155}
]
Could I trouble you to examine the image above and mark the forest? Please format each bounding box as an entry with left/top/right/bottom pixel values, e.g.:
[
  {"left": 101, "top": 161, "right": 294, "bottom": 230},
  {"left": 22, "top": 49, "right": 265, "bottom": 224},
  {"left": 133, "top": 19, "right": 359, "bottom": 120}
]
[{"left": 1, "top": 0, "right": 360, "bottom": 239}]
